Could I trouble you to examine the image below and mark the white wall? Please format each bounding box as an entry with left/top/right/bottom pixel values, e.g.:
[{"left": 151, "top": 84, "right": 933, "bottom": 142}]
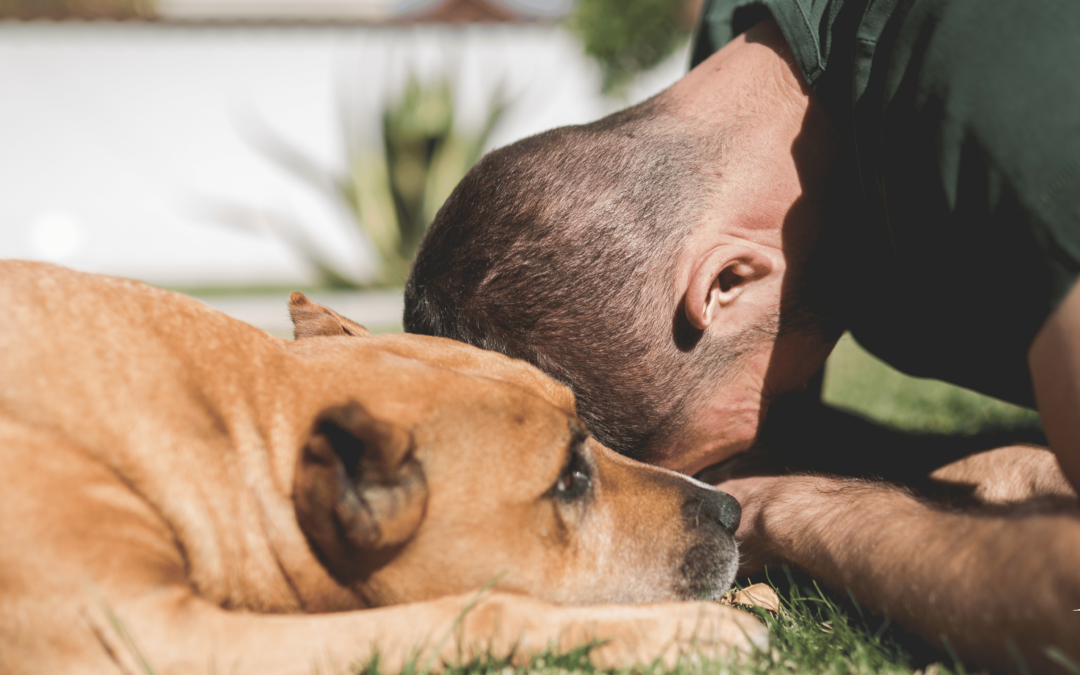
[{"left": 0, "top": 22, "right": 689, "bottom": 287}]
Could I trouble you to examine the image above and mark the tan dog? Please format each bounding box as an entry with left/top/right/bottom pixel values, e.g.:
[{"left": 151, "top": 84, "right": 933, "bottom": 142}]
[{"left": 0, "top": 261, "right": 764, "bottom": 675}]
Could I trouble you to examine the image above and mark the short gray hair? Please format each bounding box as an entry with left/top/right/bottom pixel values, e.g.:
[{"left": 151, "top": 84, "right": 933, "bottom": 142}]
[{"left": 405, "top": 97, "right": 762, "bottom": 458}]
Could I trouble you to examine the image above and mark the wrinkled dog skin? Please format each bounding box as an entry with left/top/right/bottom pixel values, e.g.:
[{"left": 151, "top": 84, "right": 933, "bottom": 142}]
[{"left": 0, "top": 261, "right": 759, "bottom": 675}]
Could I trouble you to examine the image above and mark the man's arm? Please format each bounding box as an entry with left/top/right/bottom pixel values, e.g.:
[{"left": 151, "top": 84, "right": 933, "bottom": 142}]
[
  {"left": 1030, "top": 277, "right": 1080, "bottom": 492},
  {"left": 720, "top": 471, "right": 1080, "bottom": 674}
]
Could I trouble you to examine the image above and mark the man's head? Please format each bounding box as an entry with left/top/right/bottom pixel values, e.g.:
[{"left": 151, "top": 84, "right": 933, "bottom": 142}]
[
  {"left": 406, "top": 20, "right": 842, "bottom": 472},
  {"left": 406, "top": 96, "right": 769, "bottom": 461}
]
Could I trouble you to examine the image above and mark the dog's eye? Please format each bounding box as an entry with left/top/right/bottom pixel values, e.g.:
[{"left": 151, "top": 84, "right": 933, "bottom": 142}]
[{"left": 555, "top": 453, "right": 591, "bottom": 500}]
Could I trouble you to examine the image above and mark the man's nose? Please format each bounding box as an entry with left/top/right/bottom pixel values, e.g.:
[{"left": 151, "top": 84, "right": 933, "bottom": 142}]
[{"left": 716, "top": 490, "right": 742, "bottom": 533}]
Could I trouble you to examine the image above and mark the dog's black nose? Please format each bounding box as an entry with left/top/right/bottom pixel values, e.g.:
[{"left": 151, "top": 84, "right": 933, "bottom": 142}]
[
  {"left": 716, "top": 491, "right": 741, "bottom": 533},
  {"left": 681, "top": 484, "right": 743, "bottom": 534}
]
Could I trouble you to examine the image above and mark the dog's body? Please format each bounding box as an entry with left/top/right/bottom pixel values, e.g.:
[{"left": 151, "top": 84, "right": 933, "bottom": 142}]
[{"left": 0, "top": 261, "right": 762, "bottom": 674}]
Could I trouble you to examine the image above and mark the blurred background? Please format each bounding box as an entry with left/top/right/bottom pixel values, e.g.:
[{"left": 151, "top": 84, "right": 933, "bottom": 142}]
[
  {"left": 0, "top": 0, "right": 1039, "bottom": 433},
  {"left": 0, "top": 0, "right": 696, "bottom": 310}
]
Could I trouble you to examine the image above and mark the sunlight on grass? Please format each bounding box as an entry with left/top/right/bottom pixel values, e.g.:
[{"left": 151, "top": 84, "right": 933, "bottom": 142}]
[{"left": 822, "top": 333, "right": 1041, "bottom": 434}]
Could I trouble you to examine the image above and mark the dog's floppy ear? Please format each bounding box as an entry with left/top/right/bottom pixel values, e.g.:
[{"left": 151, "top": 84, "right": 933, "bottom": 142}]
[
  {"left": 289, "top": 292, "right": 371, "bottom": 339},
  {"left": 294, "top": 402, "right": 427, "bottom": 582}
]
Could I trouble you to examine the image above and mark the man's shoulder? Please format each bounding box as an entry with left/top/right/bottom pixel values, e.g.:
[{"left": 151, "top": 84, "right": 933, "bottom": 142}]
[{"left": 689, "top": 0, "right": 1080, "bottom": 406}]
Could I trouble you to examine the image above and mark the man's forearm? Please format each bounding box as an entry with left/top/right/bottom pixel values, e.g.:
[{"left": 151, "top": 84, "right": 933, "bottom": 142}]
[{"left": 751, "top": 476, "right": 1080, "bottom": 672}]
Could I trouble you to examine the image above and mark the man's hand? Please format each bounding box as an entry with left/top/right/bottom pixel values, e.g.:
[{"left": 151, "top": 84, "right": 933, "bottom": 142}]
[
  {"left": 711, "top": 474, "right": 784, "bottom": 575},
  {"left": 700, "top": 397, "right": 1080, "bottom": 672},
  {"left": 709, "top": 464, "right": 1080, "bottom": 674}
]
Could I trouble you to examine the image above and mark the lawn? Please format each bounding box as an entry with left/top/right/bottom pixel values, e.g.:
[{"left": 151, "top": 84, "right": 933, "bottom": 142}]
[
  {"left": 822, "top": 334, "right": 1041, "bottom": 435},
  {"left": 358, "top": 568, "right": 963, "bottom": 675}
]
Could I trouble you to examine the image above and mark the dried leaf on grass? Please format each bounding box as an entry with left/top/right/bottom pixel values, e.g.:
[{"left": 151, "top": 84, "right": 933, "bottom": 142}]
[{"left": 720, "top": 583, "right": 782, "bottom": 615}]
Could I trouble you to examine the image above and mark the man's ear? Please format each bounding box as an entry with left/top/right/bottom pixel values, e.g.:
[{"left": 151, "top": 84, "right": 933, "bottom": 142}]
[
  {"left": 684, "top": 245, "right": 774, "bottom": 330},
  {"left": 293, "top": 402, "right": 427, "bottom": 583},
  {"left": 289, "top": 292, "right": 372, "bottom": 339}
]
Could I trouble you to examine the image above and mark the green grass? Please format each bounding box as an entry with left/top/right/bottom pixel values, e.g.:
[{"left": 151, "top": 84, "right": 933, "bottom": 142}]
[
  {"left": 822, "top": 333, "right": 1041, "bottom": 434},
  {"left": 724, "top": 568, "right": 965, "bottom": 675},
  {"left": 352, "top": 570, "right": 961, "bottom": 675}
]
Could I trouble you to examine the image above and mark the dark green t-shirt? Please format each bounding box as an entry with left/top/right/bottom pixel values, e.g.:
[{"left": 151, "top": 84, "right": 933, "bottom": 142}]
[{"left": 691, "top": 0, "right": 1080, "bottom": 408}]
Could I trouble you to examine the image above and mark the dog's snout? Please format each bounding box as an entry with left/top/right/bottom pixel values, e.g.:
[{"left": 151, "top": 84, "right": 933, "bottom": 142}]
[
  {"left": 716, "top": 491, "right": 741, "bottom": 533},
  {"left": 674, "top": 486, "right": 741, "bottom": 600},
  {"left": 681, "top": 487, "right": 742, "bottom": 534}
]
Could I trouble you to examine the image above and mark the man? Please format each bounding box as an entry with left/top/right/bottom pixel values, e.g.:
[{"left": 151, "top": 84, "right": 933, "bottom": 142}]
[{"left": 404, "top": 0, "right": 1080, "bottom": 670}]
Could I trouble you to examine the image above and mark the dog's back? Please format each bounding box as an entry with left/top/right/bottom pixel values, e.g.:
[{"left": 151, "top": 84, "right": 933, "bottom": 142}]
[{"left": 0, "top": 262, "right": 315, "bottom": 672}]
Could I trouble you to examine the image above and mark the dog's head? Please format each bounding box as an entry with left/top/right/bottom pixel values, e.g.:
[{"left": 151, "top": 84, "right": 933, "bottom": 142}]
[{"left": 288, "top": 293, "right": 740, "bottom": 607}]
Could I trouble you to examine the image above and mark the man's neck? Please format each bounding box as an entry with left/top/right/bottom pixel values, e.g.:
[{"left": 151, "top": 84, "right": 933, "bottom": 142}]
[
  {"left": 656, "top": 351, "right": 773, "bottom": 476},
  {"left": 657, "top": 19, "right": 841, "bottom": 473},
  {"left": 666, "top": 17, "right": 836, "bottom": 250},
  {"left": 657, "top": 328, "right": 837, "bottom": 476}
]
